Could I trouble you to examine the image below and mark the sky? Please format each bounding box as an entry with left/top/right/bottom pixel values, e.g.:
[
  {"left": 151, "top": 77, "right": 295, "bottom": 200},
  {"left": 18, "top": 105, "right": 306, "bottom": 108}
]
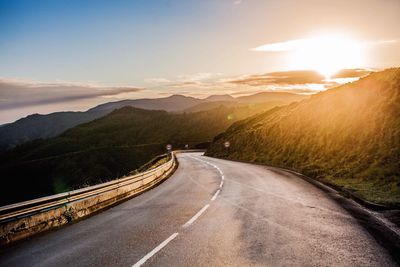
[{"left": 0, "top": 0, "right": 399, "bottom": 123}]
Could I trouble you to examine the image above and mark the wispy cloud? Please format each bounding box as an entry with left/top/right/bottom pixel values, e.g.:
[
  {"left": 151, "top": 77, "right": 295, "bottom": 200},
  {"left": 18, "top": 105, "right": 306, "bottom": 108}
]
[
  {"left": 176, "top": 72, "right": 224, "bottom": 82},
  {"left": 0, "top": 78, "right": 143, "bottom": 110},
  {"left": 144, "top": 78, "right": 171, "bottom": 84},
  {"left": 251, "top": 39, "right": 306, "bottom": 52},
  {"left": 252, "top": 37, "right": 398, "bottom": 52},
  {"left": 369, "top": 39, "right": 398, "bottom": 45},
  {"left": 228, "top": 69, "right": 370, "bottom": 86}
]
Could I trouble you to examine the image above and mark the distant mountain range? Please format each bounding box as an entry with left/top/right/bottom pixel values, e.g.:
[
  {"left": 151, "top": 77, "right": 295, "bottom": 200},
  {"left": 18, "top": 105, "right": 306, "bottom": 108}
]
[
  {"left": 0, "top": 92, "right": 307, "bottom": 151},
  {"left": 204, "top": 94, "right": 236, "bottom": 102},
  {"left": 206, "top": 68, "right": 400, "bottom": 205},
  {"left": 89, "top": 94, "right": 203, "bottom": 112}
]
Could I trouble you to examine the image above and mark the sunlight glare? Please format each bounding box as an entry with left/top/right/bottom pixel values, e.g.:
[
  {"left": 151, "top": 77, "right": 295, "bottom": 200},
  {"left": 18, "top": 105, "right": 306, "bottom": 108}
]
[{"left": 288, "top": 34, "right": 365, "bottom": 79}]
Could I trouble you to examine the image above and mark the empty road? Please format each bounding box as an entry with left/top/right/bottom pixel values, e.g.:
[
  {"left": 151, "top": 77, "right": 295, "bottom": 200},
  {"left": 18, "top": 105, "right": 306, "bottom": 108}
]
[{"left": 0, "top": 152, "right": 396, "bottom": 266}]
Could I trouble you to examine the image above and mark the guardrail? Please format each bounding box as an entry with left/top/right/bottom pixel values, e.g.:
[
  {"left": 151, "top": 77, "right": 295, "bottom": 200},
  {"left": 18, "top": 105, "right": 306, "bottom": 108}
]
[{"left": 0, "top": 151, "right": 185, "bottom": 245}]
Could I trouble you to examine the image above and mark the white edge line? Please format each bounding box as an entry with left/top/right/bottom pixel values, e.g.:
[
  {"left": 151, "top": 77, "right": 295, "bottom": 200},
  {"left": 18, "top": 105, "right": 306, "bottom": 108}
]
[
  {"left": 219, "top": 180, "right": 224, "bottom": 188},
  {"left": 132, "top": 232, "right": 179, "bottom": 267},
  {"left": 211, "top": 189, "right": 220, "bottom": 201},
  {"left": 182, "top": 204, "right": 210, "bottom": 228}
]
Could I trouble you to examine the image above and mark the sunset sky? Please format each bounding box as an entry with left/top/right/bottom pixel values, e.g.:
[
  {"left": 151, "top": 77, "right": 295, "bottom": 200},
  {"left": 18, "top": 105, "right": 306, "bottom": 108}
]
[{"left": 1, "top": 0, "right": 399, "bottom": 123}]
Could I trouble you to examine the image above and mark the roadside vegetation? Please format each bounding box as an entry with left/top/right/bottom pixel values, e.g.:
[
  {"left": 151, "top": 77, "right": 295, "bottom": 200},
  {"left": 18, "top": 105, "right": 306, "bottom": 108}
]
[{"left": 131, "top": 153, "right": 171, "bottom": 175}]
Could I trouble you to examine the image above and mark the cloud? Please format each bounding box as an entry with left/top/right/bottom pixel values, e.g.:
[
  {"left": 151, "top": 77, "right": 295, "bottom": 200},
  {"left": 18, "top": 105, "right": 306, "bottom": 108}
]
[
  {"left": 0, "top": 78, "right": 143, "bottom": 110},
  {"left": 144, "top": 78, "right": 171, "bottom": 84},
  {"left": 251, "top": 39, "right": 305, "bottom": 52},
  {"left": 168, "top": 81, "right": 201, "bottom": 88},
  {"left": 369, "top": 39, "right": 398, "bottom": 45},
  {"left": 229, "top": 71, "right": 325, "bottom": 85},
  {"left": 144, "top": 73, "right": 224, "bottom": 89},
  {"left": 176, "top": 72, "right": 224, "bottom": 82},
  {"left": 252, "top": 37, "right": 398, "bottom": 52},
  {"left": 333, "top": 68, "right": 372, "bottom": 78},
  {"left": 227, "top": 69, "right": 371, "bottom": 87},
  {"left": 230, "top": 89, "right": 263, "bottom": 96}
]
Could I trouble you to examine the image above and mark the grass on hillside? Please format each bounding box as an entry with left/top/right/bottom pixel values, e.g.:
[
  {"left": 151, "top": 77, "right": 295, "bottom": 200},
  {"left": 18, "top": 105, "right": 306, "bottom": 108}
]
[{"left": 206, "top": 68, "right": 400, "bottom": 206}]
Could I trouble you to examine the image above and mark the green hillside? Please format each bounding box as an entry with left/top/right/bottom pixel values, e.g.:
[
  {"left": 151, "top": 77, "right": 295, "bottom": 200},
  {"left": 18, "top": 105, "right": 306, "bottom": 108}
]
[
  {"left": 0, "top": 104, "right": 279, "bottom": 205},
  {"left": 206, "top": 69, "right": 400, "bottom": 205}
]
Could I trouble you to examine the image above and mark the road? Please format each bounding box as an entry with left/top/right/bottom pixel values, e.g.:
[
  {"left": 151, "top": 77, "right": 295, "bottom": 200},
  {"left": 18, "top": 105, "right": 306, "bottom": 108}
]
[{"left": 0, "top": 152, "right": 396, "bottom": 266}]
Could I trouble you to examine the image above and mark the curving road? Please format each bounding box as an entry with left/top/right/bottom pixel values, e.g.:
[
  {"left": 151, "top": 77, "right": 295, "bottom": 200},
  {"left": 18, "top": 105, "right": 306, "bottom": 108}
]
[{"left": 0, "top": 152, "right": 396, "bottom": 266}]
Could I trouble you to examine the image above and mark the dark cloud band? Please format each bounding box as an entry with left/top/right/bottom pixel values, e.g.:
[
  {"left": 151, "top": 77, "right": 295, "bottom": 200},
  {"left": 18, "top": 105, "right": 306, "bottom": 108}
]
[{"left": 0, "top": 81, "right": 142, "bottom": 110}]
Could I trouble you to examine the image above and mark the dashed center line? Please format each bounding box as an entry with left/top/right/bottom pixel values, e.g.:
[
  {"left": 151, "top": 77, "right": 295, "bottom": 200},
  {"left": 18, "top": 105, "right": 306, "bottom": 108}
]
[
  {"left": 131, "top": 154, "right": 224, "bottom": 267},
  {"left": 132, "top": 232, "right": 179, "bottom": 267},
  {"left": 182, "top": 204, "right": 210, "bottom": 228},
  {"left": 211, "top": 189, "right": 220, "bottom": 201}
]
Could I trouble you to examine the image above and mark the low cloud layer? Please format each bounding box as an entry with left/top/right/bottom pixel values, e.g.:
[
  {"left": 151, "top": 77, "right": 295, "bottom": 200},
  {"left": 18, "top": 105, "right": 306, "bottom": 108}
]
[
  {"left": 228, "top": 69, "right": 371, "bottom": 87},
  {"left": 251, "top": 37, "right": 398, "bottom": 52},
  {"left": 0, "top": 79, "right": 142, "bottom": 110}
]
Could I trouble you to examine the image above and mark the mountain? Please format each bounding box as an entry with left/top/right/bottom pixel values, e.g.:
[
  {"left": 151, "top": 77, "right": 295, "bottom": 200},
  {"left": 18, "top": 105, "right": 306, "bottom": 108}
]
[
  {"left": 206, "top": 69, "right": 400, "bottom": 205},
  {"left": 184, "top": 92, "right": 309, "bottom": 113},
  {"left": 0, "top": 104, "right": 278, "bottom": 205},
  {"left": 0, "top": 92, "right": 307, "bottom": 152},
  {"left": 204, "top": 94, "right": 235, "bottom": 102},
  {"left": 0, "top": 95, "right": 204, "bottom": 152},
  {"left": 183, "top": 101, "right": 244, "bottom": 113},
  {"left": 89, "top": 94, "right": 205, "bottom": 112},
  {"left": 236, "top": 91, "right": 306, "bottom": 103},
  {"left": 0, "top": 110, "right": 109, "bottom": 152}
]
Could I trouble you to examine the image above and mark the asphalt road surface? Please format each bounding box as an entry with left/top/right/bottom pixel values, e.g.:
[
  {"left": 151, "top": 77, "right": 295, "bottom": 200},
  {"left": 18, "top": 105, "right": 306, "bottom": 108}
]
[{"left": 0, "top": 152, "right": 396, "bottom": 266}]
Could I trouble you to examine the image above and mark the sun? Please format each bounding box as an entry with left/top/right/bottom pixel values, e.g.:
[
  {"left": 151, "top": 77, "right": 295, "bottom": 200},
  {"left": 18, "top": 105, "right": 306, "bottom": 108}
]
[{"left": 288, "top": 34, "right": 365, "bottom": 79}]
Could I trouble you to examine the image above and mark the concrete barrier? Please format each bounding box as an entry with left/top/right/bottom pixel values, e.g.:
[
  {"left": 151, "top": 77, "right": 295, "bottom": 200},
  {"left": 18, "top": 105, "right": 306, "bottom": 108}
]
[{"left": 0, "top": 151, "right": 186, "bottom": 245}]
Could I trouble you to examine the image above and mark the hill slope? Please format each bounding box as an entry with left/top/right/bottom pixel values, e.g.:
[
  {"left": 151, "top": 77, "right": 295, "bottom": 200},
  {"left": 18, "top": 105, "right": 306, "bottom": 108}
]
[
  {"left": 0, "top": 104, "right": 279, "bottom": 205},
  {"left": 206, "top": 69, "right": 400, "bottom": 205},
  {"left": 236, "top": 91, "right": 306, "bottom": 103},
  {"left": 204, "top": 94, "right": 235, "bottom": 102},
  {"left": 88, "top": 94, "right": 204, "bottom": 112},
  {"left": 0, "top": 110, "right": 109, "bottom": 151},
  {"left": 184, "top": 92, "right": 308, "bottom": 113}
]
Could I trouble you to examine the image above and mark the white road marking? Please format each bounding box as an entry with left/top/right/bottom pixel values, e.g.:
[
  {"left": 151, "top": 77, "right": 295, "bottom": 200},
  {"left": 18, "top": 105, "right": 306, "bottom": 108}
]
[
  {"left": 183, "top": 204, "right": 210, "bottom": 228},
  {"left": 189, "top": 155, "right": 225, "bottom": 201},
  {"left": 211, "top": 190, "right": 220, "bottom": 201},
  {"left": 132, "top": 154, "right": 225, "bottom": 266},
  {"left": 132, "top": 232, "right": 179, "bottom": 267}
]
